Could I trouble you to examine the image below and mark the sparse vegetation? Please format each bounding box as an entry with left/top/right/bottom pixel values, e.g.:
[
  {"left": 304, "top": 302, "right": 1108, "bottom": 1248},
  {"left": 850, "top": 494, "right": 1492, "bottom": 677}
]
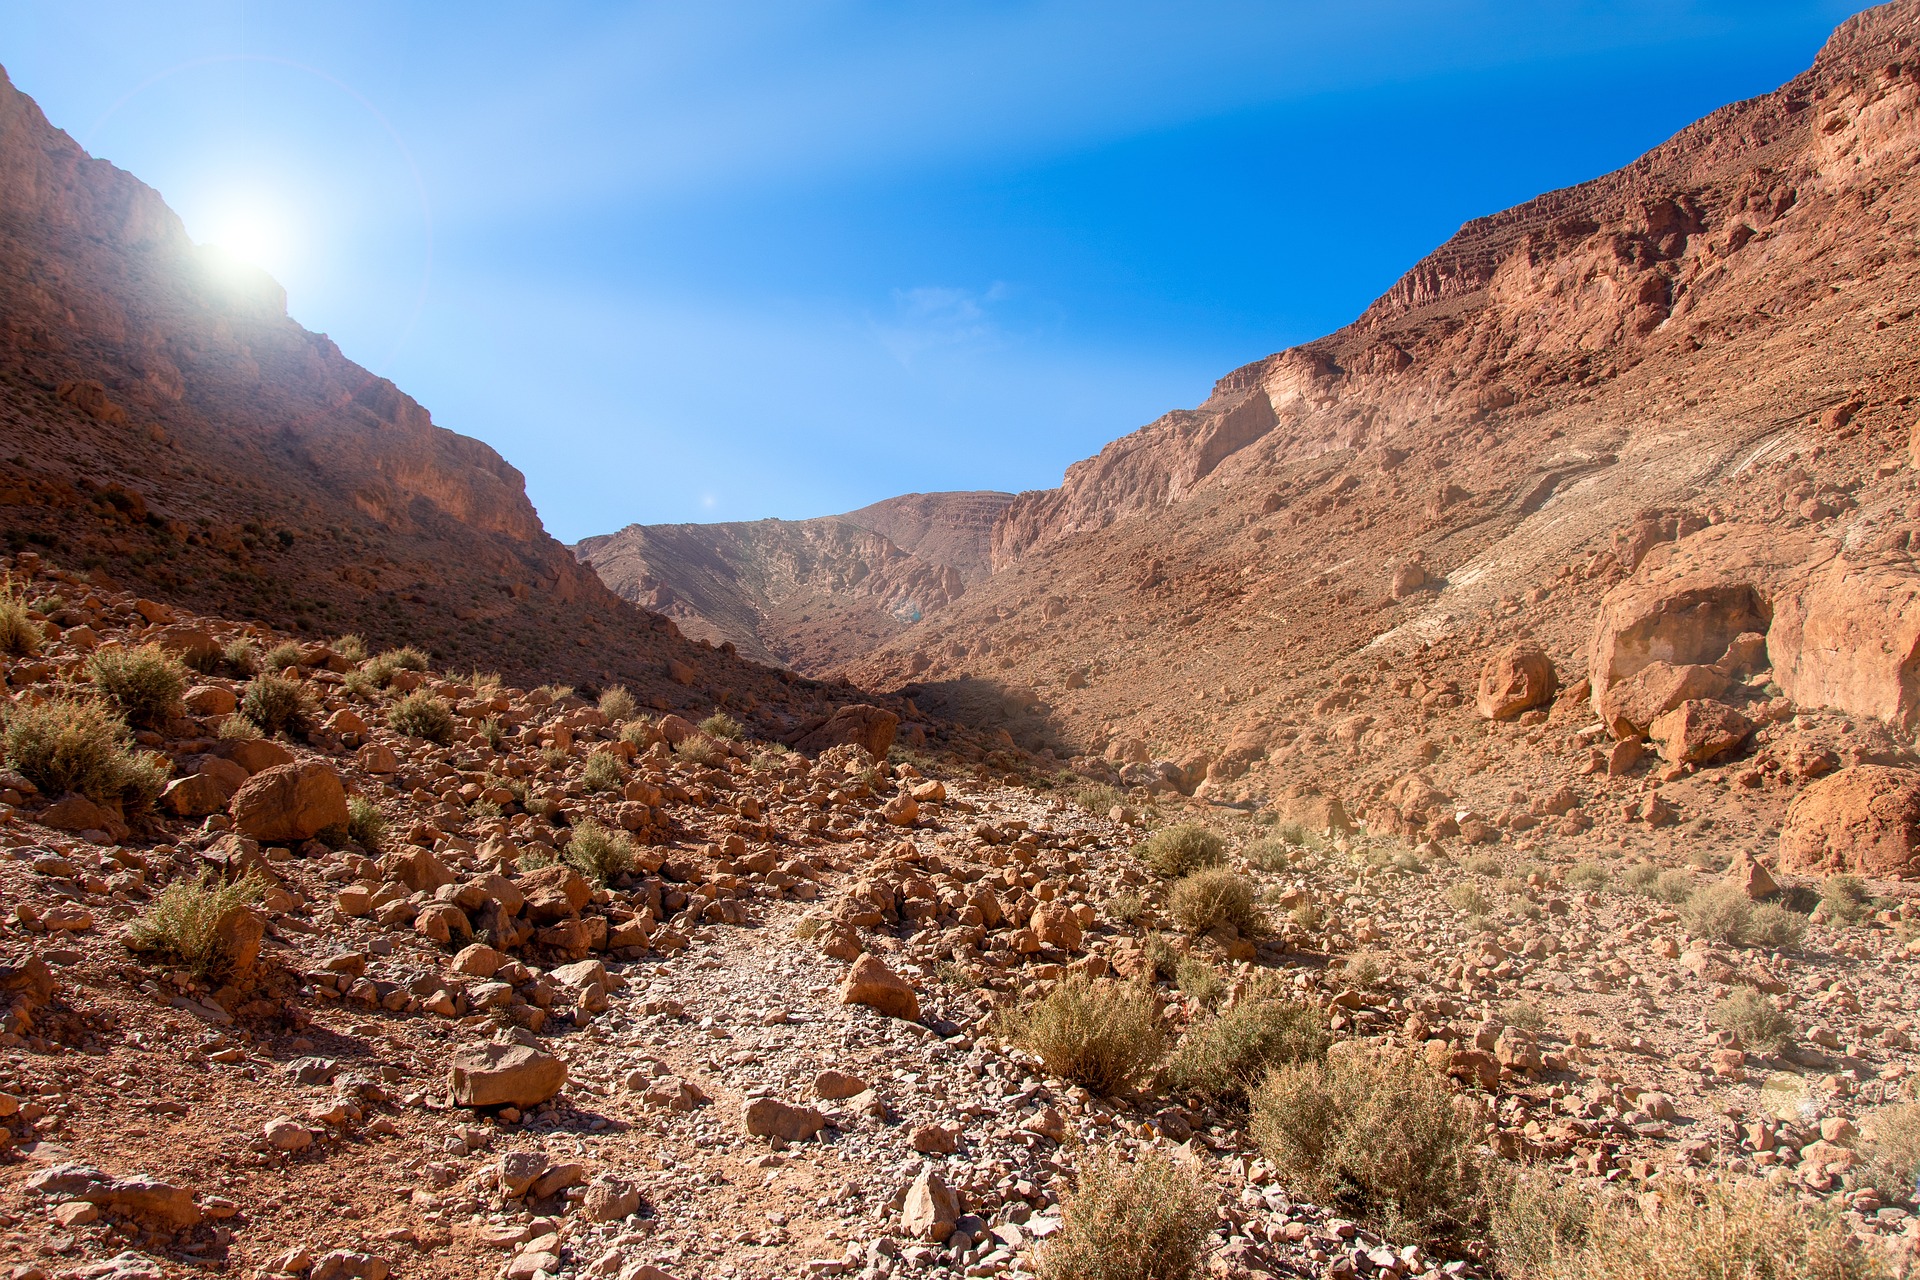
[
  {"left": 125, "top": 871, "right": 267, "bottom": 980},
  {"left": 3, "top": 696, "right": 170, "bottom": 805},
  {"left": 1246, "top": 836, "right": 1293, "bottom": 871},
  {"left": 583, "top": 750, "right": 623, "bottom": 792},
  {"left": 1499, "top": 999, "right": 1546, "bottom": 1034},
  {"left": 86, "top": 643, "right": 187, "bottom": 726},
  {"left": 240, "top": 674, "right": 315, "bottom": 737},
  {"left": 564, "top": 820, "right": 634, "bottom": 885},
  {"left": 1168, "top": 868, "right": 1259, "bottom": 935},
  {"left": 1680, "top": 883, "right": 1754, "bottom": 944},
  {"left": 0, "top": 582, "right": 41, "bottom": 657},
  {"left": 221, "top": 638, "right": 260, "bottom": 675},
  {"left": 478, "top": 716, "right": 507, "bottom": 751},
  {"left": 1168, "top": 986, "right": 1328, "bottom": 1099},
  {"left": 1343, "top": 949, "right": 1385, "bottom": 989},
  {"left": 700, "top": 710, "right": 744, "bottom": 740},
  {"left": 1565, "top": 861, "right": 1610, "bottom": 890},
  {"left": 217, "top": 713, "right": 262, "bottom": 741},
  {"left": 1001, "top": 976, "right": 1164, "bottom": 1095},
  {"left": 1747, "top": 901, "right": 1809, "bottom": 949},
  {"left": 388, "top": 690, "right": 455, "bottom": 745},
  {"left": 1488, "top": 1169, "right": 1594, "bottom": 1279},
  {"left": 1102, "top": 890, "right": 1143, "bottom": 926},
  {"left": 346, "top": 796, "right": 386, "bottom": 851},
  {"left": 1861, "top": 1103, "right": 1920, "bottom": 1199},
  {"left": 363, "top": 646, "right": 429, "bottom": 688},
  {"left": 1621, "top": 863, "right": 1660, "bottom": 894},
  {"left": 1172, "top": 953, "right": 1224, "bottom": 1007},
  {"left": 675, "top": 735, "right": 720, "bottom": 765},
  {"left": 1711, "top": 988, "right": 1793, "bottom": 1051},
  {"left": 1821, "top": 875, "right": 1877, "bottom": 925},
  {"left": 1447, "top": 882, "right": 1492, "bottom": 915},
  {"left": 1649, "top": 868, "right": 1696, "bottom": 903},
  {"left": 597, "top": 686, "right": 639, "bottom": 722},
  {"left": 1250, "top": 1048, "right": 1486, "bottom": 1244},
  {"left": 535, "top": 683, "right": 575, "bottom": 702},
  {"left": 1464, "top": 853, "right": 1503, "bottom": 878},
  {"left": 261, "top": 640, "right": 305, "bottom": 673},
  {"left": 619, "top": 718, "right": 658, "bottom": 750},
  {"left": 1037, "top": 1146, "right": 1212, "bottom": 1280},
  {"left": 332, "top": 633, "right": 368, "bottom": 663},
  {"left": 1072, "top": 783, "right": 1127, "bottom": 815},
  {"left": 1137, "top": 823, "right": 1225, "bottom": 878}
]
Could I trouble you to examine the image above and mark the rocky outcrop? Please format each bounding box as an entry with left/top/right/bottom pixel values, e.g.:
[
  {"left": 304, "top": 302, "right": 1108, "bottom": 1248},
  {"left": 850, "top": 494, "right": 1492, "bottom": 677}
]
[
  {"left": 1778, "top": 765, "right": 1920, "bottom": 878},
  {"left": 1770, "top": 537, "right": 1920, "bottom": 731}
]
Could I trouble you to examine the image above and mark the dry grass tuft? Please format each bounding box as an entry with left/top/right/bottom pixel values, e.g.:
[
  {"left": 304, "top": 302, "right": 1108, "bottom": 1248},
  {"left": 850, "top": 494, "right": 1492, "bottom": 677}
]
[
  {"left": 3, "top": 696, "right": 170, "bottom": 805},
  {"left": 388, "top": 690, "right": 455, "bottom": 745},
  {"left": 125, "top": 871, "right": 267, "bottom": 979},
  {"left": 240, "top": 674, "right": 316, "bottom": 737},
  {"left": 1168, "top": 983, "right": 1328, "bottom": 1099},
  {"left": 1037, "top": 1146, "right": 1212, "bottom": 1280},
  {"left": 583, "top": 751, "right": 623, "bottom": 792},
  {"left": 564, "top": 820, "right": 634, "bottom": 886},
  {"left": 1137, "top": 823, "right": 1225, "bottom": 878},
  {"left": 597, "top": 686, "right": 639, "bottom": 723},
  {"left": 346, "top": 796, "right": 387, "bottom": 851},
  {"left": 1002, "top": 976, "right": 1164, "bottom": 1095},
  {"left": 700, "top": 710, "right": 744, "bottom": 740},
  {"left": 1710, "top": 988, "right": 1793, "bottom": 1051},
  {"left": 1250, "top": 1047, "right": 1485, "bottom": 1244},
  {"left": 87, "top": 643, "right": 187, "bottom": 726},
  {"left": 0, "top": 583, "right": 41, "bottom": 658},
  {"left": 1168, "top": 868, "right": 1259, "bottom": 935}
]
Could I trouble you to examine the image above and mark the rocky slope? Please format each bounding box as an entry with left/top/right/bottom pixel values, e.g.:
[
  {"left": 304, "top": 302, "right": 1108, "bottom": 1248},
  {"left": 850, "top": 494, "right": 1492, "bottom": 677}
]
[
  {"left": 0, "top": 63, "right": 824, "bottom": 711},
  {"left": 576, "top": 492, "right": 1012, "bottom": 671},
  {"left": 841, "top": 1, "right": 1920, "bottom": 860}
]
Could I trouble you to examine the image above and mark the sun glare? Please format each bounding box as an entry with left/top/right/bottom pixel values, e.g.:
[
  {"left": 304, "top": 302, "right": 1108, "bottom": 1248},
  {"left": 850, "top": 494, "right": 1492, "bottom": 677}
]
[{"left": 202, "top": 198, "right": 292, "bottom": 272}]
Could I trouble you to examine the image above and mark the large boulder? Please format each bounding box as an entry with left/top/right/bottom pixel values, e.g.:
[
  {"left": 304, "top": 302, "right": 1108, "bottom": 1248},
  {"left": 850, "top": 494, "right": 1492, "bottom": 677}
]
[
  {"left": 448, "top": 1042, "right": 566, "bottom": 1109},
  {"left": 1649, "top": 699, "right": 1753, "bottom": 765},
  {"left": 1598, "top": 661, "right": 1731, "bottom": 739},
  {"left": 1770, "top": 541, "right": 1920, "bottom": 732},
  {"left": 228, "top": 761, "right": 348, "bottom": 842},
  {"left": 1778, "top": 765, "right": 1920, "bottom": 878},
  {"left": 1475, "top": 644, "right": 1557, "bottom": 720},
  {"left": 1588, "top": 522, "right": 1827, "bottom": 708},
  {"left": 792, "top": 704, "right": 899, "bottom": 758},
  {"left": 839, "top": 953, "right": 920, "bottom": 1021},
  {"left": 742, "top": 1097, "right": 826, "bottom": 1142}
]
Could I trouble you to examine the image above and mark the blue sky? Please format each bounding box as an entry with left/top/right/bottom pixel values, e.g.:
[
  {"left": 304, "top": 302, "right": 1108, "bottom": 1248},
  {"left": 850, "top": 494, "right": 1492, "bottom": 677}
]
[{"left": 0, "top": 2, "right": 1870, "bottom": 539}]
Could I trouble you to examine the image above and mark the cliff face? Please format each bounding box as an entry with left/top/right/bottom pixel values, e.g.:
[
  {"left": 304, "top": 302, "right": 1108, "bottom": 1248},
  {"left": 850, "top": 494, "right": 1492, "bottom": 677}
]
[
  {"left": 842, "top": 2, "right": 1920, "bottom": 836},
  {"left": 0, "top": 63, "right": 850, "bottom": 723},
  {"left": 576, "top": 492, "right": 1012, "bottom": 672}
]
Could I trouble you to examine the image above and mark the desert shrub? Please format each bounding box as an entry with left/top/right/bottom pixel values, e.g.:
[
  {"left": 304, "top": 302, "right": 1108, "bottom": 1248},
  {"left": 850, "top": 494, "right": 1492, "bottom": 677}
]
[
  {"left": 535, "top": 682, "right": 575, "bottom": 701},
  {"left": 1250, "top": 1048, "right": 1485, "bottom": 1244},
  {"left": 1821, "top": 875, "right": 1876, "bottom": 925},
  {"left": 1037, "top": 1146, "right": 1212, "bottom": 1280},
  {"left": 1747, "top": 902, "right": 1808, "bottom": 950},
  {"left": 217, "top": 714, "right": 262, "bottom": 741},
  {"left": 1137, "top": 824, "right": 1225, "bottom": 878},
  {"left": 125, "top": 871, "right": 267, "bottom": 979},
  {"left": 1168, "top": 988, "right": 1328, "bottom": 1099},
  {"left": 1102, "top": 890, "right": 1143, "bottom": 926},
  {"left": 332, "top": 633, "right": 369, "bottom": 663},
  {"left": 1447, "top": 882, "right": 1491, "bottom": 915},
  {"left": 388, "top": 691, "right": 455, "bottom": 745},
  {"left": 700, "top": 710, "right": 744, "bottom": 740},
  {"left": 675, "top": 735, "right": 720, "bottom": 765},
  {"left": 1290, "top": 901, "right": 1325, "bottom": 931},
  {"left": 477, "top": 716, "right": 507, "bottom": 751},
  {"left": 1143, "top": 933, "right": 1180, "bottom": 981},
  {"left": 1343, "top": 949, "right": 1385, "bottom": 989},
  {"left": 1489, "top": 1170, "right": 1594, "bottom": 1279},
  {"left": 240, "top": 674, "right": 315, "bottom": 737},
  {"left": 1499, "top": 999, "right": 1547, "bottom": 1034},
  {"left": 1169, "top": 868, "right": 1259, "bottom": 935},
  {"left": 0, "top": 587, "right": 40, "bottom": 658},
  {"left": 464, "top": 670, "right": 502, "bottom": 692},
  {"left": 346, "top": 796, "right": 386, "bottom": 851},
  {"left": 1649, "top": 869, "right": 1696, "bottom": 903},
  {"left": 86, "top": 643, "right": 188, "bottom": 727},
  {"left": 1620, "top": 863, "right": 1660, "bottom": 893},
  {"left": 1074, "top": 783, "right": 1127, "bottom": 815},
  {"left": 1565, "top": 862, "right": 1610, "bottom": 890},
  {"left": 1173, "top": 953, "right": 1225, "bottom": 1007},
  {"left": 583, "top": 751, "right": 623, "bottom": 792},
  {"left": 261, "top": 640, "right": 305, "bottom": 673},
  {"left": 341, "top": 668, "right": 377, "bottom": 699},
  {"left": 1711, "top": 988, "right": 1793, "bottom": 1051},
  {"left": 3, "top": 696, "right": 169, "bottom": 805},
  {"left": 1529, "top": 1181, "right": 1884, "bottom": 1280},
  {"left": 1246, "top": 837, "right": 1293, "bottom": 871},
  {"left": 1861, "top": 1103, "right": 1920, "bottom": 1199},
  {"left": 538, "top": 746, "right": 569, "bottom": 770},
  {"left": 564, "top": 820, "right": 633, "bottom": 885},
  {"left": 221, "top": 638, "right": 259, "bottom": 675},
  {"left": 1681, "top": 883, "right": 1753, "bottom": 944},
  {"left": 1464, "top": 853, "right": 1503, "bottom": 878},
  {"left": 363, "top": 646, "right": 430, "bottom": 688},
  {"left": 619, "top": 718, "right": 658, "bottom": 750},
  {"left": 598, "top": 686, "right": 639, "bottom": 723},
  {"left": 1001, "top": 976, "right": 1164, "bottom": 1095}
]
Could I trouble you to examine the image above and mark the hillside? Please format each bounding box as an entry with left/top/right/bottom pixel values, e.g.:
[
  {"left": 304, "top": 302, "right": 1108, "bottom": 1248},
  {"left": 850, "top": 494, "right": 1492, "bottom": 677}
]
[
  {"left": 842, "top": 0, "right": 1920, "bottom": 852},
  {"left": 576, "top": 492, "right": 1012, "bottom": 671}
]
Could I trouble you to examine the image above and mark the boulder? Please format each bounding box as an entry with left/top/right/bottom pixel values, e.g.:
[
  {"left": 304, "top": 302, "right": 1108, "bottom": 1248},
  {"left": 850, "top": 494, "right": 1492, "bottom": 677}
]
[
  {"left": 1778, "top": 765, "right": 1920, "bottom": 878},
  {"left": 1649, "top": 699, "right": 1753, "bottom": 764},
  {"left": 1726, "top": 851, "right": 1779, "bottom": 900},
  {"left": 228, "top": 761, "right": 349, "bottom": 842},
  {"left": 160, "top": 772, "right": 228, "bottom": 817},
  {"left": 1475, "top": 644, "right": 1557, "bottom": 720},
  {"left": 1770, "top": 543, "right": 1920, "bottom": 731},
  {"left": 217, "top": 737, "right": 296, "bottom": 775},
  {"left": 448, "top": 1042, "right": 566, "bottom": 1109},
  {"left": 497, "top": 1150, "right": 550, "bottom": 1197},
  {"left": 902, "top": 1167, "right": 961, "bottom": 1241},
  {"left": 792, "top": 704, "right": 899, "bottom": 758},
  {"left": 520, "top": 863, "right": 590, "bottom": 922},
  {"left": 38, "top": 792, "right": 118, "bottom": 833},
  {"left": 839, "top": 953, "right": 920, "bottom": 1021},
  {"left": 183, "top": 685, "right": 238, "bottom": 716},
  {"left": 742, "top": 1096, "right": 826, "bottom": 1141},
  {"left": 581, "top": 1175, "right": 642, "bottom": 1222},
  {"left": 1598, "top": 661, "right": 1731, "bottom": 739}
]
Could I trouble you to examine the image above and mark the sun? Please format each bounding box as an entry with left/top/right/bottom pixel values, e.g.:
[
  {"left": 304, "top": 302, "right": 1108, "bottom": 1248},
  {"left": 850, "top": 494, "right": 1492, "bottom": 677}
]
[{"left": 202, "top": 197, "right": 291, "bottom": 271}]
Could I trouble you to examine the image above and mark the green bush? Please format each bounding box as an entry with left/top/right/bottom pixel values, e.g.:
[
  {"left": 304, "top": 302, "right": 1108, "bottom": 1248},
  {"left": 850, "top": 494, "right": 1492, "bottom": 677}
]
[
  {"left": 1168, "top": 868, "right": 1259, "bottom": 935},
  {"left": 1037, "top": 1147, "right": 1212, "bottom": 1280},
  {"left": 1564, "top": 862, "right": 1610, "bottom": 890},
  {"left": 700, "top": 710, "right": 744, "bottom": 740},
  {"left": 3, "top": 696, "right": 169, "bottom": 805},
  {"left": 583, "top": 751, "right": 623, "bottom": 792},
  {"left": 240, "top": 674, "right": 315, "bottom": 737},
  {"left": 1173, "top": 953, "right": 1224, "bottom": 1007},
  {"left": 388, "top": 690, "right": 455, "bottom": 745},
  {"left": 564, "top": 820, "right": 634, "bottom": 885},
  {"left": 86, "top": 643, "right": 188, "bottom": 726},
  {"left": 125, "top": 871, "right": 267, "bottom": 980},
  {"left": 1137, "top": 824, "right": 1225, "bottom": 878},
  {"left": 1250, "top": 1048, "right": 1485, "bottom": 1244},
  {"left": 332, "top": 633, "right": 369, "bottom": 663},
  {"left": 346, "top": 796, "right": 386, "bottom": 851},
  {"left": 598, "top": 685, "right": 639, "bottom": 723},
  {"left": 1680, "top": 883, "right": 1753, "bottom": 944},
  {"left": 1747, "top": 901, "right": 1808, "bottom": 950},
  {"left": 1102, "top": 890, "right": 1143, "bottom": 926},
  {"left": 1711, "top": 988, "right": 1793, "bottom": 1051},
  {"left": 1821, "top": 875, "right": 1876, "bottom": 925},
  {"left": 1002, "top": 976, "right": 1164, "bottom": 1095},
  {"left": 675, "top": 735, "right": 720, "bottom": 765},
  {"left": 363, "top": 646, "right": 430, "bottom": 689},
  {"left": 1447, "top": 882, "right": 1491, "bottom": 915},
  {"left": 619, "top": 718, "right": 657, "bottom": 750},
  {"left": 221, "top": 638, "right": 260, "bottom": 675},
  {"left": 261, "top": 640, "right": 305, "bottom": 673},
  {"left": 1168, "top": 988, "right": 1328, "bottom": 1099}
]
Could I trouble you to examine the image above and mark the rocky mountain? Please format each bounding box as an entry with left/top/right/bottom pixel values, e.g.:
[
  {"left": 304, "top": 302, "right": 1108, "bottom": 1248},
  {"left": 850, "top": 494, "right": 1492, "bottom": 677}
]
[
  {"left": 840, "top": 1, "right": 1920, "bottom": 849},
  {"left": 575, "top": 491, "right": 1012, "bottom": 671},
  {"left": 0, "top": 62, "right": 869, "bottom": 731}
]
